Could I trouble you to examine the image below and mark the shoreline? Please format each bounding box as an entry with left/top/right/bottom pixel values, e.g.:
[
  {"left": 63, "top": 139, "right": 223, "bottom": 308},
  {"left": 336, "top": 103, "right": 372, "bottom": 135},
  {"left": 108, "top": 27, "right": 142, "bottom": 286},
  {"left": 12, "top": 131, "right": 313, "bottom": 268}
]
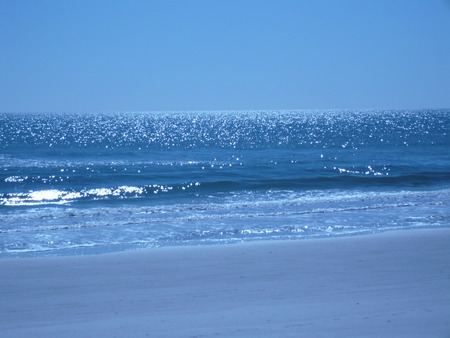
[
  {"left": 1, "top": 228, "right": 450, "bottom": 337},
  {"left": 4, "top": 225, "right": 450, "bottom": 259}
]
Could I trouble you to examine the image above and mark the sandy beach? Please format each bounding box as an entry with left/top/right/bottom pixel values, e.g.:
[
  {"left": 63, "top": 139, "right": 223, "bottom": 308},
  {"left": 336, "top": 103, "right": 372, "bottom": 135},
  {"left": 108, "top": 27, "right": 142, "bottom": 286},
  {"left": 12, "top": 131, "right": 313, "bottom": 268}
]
[{"left": 1, "top": 229, "right": 449, "bottom": 337}]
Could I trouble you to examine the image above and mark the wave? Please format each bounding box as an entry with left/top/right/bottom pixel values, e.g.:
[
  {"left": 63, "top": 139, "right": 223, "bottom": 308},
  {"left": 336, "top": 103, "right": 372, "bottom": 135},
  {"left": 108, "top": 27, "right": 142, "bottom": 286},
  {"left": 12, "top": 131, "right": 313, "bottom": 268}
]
[
  {"left": 2, "top": 188, "right": 449, "bottom": 227},
  {"left": 0, "top": 185, "right": 161, "bottom": 206},
  {"left": 1, "top": 170, "right": 449, "bottom": 207},
  {"left": 1, "top": 185, "right": 449, "bottom": 256},
  {"left": 200, "top": 172, "right": 450, "bottom": 190}
]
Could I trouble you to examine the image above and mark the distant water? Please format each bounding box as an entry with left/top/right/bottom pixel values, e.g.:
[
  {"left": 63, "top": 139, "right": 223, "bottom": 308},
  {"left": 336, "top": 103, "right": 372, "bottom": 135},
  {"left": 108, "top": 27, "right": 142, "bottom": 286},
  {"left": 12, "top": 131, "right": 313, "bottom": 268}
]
[{"left": 1, "top": 110, "right": 449, "bottom": 257}]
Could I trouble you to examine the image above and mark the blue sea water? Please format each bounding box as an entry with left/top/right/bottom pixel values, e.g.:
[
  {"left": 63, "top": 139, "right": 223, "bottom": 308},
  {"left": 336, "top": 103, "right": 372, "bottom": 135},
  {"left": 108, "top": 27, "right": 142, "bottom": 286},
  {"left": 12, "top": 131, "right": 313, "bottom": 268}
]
[{"left": 0, "top": 110, "right": 449, "bottom": 257}]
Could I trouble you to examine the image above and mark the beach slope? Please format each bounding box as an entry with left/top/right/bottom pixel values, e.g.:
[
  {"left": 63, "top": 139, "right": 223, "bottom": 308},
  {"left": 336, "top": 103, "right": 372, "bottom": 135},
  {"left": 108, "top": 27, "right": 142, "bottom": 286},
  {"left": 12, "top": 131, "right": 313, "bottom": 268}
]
[{"left": 1, "top": 229, "right": 450, "bottom": 337}]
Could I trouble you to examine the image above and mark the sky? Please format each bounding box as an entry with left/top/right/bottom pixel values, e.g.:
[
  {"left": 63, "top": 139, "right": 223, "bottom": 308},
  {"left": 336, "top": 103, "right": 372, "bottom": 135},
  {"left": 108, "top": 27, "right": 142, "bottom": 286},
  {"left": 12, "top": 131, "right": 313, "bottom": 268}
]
[{"left": 0, "top": 0, "right": 449, "bottom": 112}]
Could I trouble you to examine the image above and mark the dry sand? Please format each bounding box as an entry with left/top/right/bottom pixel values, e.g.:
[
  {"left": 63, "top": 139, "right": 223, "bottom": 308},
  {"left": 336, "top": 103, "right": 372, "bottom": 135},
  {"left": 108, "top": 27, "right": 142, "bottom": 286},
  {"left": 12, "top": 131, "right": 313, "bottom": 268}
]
[{"left": 1, "top": 229, "right": 450, "bottom": 337}]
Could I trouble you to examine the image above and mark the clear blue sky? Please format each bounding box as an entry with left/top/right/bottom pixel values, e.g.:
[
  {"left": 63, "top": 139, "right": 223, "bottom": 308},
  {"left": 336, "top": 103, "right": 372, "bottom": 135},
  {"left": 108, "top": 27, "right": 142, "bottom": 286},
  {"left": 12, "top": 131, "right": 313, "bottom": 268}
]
[{"left": 1, "top": 0, "right": 449, "bottom": 112}]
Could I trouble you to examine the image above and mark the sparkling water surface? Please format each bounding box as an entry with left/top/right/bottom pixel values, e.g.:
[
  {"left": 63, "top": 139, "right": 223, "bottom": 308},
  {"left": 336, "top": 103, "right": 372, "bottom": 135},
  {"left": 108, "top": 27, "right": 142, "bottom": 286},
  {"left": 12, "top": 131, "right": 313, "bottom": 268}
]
[{"left": 1, "top": 110, "right": 449, "bottom": 257}]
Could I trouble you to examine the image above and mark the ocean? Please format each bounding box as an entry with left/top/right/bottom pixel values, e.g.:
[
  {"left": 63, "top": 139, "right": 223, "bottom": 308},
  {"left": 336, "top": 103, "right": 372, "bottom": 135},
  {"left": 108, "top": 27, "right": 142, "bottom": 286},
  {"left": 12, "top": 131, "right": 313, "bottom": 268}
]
[{"left": 0, "top": 110, "right": 449, "bottom": 257}]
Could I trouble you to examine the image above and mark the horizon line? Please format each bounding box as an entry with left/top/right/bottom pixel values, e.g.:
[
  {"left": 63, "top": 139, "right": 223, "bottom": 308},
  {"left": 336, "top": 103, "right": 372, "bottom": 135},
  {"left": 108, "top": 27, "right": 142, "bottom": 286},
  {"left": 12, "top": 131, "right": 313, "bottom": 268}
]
[{"left": 1, "top": 107, "right": 449, "bottom": 114}]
